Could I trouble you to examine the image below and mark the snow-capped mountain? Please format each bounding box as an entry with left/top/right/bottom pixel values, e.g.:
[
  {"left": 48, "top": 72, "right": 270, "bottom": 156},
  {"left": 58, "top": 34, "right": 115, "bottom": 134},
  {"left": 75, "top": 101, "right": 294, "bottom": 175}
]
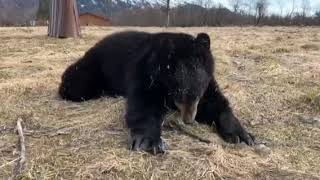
[{"left": 77, "top": 0, "right": 153, "bottom": 17}]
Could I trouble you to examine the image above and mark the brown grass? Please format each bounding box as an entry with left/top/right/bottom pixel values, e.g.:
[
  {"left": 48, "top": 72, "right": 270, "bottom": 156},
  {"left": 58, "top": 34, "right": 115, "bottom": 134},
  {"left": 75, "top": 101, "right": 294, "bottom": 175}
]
[
  {"left": 0, "top": 26, "right": 320, "bottom": 179},
  {"left": 301, "top": 44, "right": 320, "bottom": 51}
]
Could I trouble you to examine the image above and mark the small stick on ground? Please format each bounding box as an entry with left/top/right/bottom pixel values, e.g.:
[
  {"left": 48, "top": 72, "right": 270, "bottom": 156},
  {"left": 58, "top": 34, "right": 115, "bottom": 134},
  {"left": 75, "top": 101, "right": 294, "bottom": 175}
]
[
  {"left": 166, "top": 113, "right": 211, "bottom": 144},
  {"left": 0, "top": 126, "right": 14, "bottom": 134},
  {"left": 0, "top": 158, "right": 19, "bottom": 169},
  {"left": 11, "top": 118, "right": 26, "bottom": 179}
]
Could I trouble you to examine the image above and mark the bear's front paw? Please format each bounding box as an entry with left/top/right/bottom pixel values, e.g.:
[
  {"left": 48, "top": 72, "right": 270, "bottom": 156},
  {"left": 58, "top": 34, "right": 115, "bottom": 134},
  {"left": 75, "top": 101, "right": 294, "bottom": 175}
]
[
  {"left": 220, "top": 130, "right": 255, "bottom": 146},
  {"left": 128, "top": 133, "right": 167, "bottom": 154}
]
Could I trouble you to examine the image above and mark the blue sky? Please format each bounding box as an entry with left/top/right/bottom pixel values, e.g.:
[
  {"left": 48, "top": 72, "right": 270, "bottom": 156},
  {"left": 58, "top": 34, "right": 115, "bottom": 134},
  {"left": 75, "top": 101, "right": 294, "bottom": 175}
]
[{"left": 177, "top": 0, "right": 320, "bottom": 15}]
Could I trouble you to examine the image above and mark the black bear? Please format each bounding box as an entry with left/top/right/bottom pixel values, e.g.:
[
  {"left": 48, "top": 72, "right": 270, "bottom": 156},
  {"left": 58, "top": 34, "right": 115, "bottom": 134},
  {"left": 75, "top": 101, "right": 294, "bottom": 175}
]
[{"left": 59, "top": 31, "right": 255, "bottom": 154}]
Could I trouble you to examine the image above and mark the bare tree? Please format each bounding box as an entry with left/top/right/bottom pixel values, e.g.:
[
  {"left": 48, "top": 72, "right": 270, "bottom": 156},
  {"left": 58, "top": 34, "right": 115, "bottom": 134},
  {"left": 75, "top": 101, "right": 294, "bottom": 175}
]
[
  {"left": 165, "top": 0, "right": 170, "bottom": 27},
  {"left": 215, "top": 3, "right": 225, "bottom": 26},
  {"left": 276, "top": 0, "right": 285, "bottom": 16},
  {"left": 204, "top": 0, "right": 214, "bottom": 9},
  {"left": 159, "top": 0, "right": 170, "bottom": 27},
  {"left": 242, "top": 1, "right": 252, "bottom": 15},
  {"left": 48, "top": 0, "right": 80, "bottom": 38},
  {"left": 249, "top": 0, "right": 257, "bottom": 15},
  {"left": 102, "top": 0, "right": 113, "bottom": 17},
  {"left": 203, "top": 0, "right": 214, "bottom": 25},
  {"left": 255, "top": 0, "right": 268, "bottom": 25},
  {"left": 228, "top": 0, "right": 242, "bottom": 13},
  {"left": 289, "top": 0, "right": 296, "bottom": 18},
  {"left": 301, "top": 0, "right": 310, "bottom": 17},
  {"left": 242, "top": 0, "right": 257, "bottom": 24},
  {"left": 191, "top": 0, "right": 213, "bottom": 26}
]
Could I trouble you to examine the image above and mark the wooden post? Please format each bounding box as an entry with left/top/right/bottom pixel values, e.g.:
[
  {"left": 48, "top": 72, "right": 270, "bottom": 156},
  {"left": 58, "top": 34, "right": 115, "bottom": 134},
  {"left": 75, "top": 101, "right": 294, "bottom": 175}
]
[{"left": 48, "top": 0, "right": 80, "bottom": 38}]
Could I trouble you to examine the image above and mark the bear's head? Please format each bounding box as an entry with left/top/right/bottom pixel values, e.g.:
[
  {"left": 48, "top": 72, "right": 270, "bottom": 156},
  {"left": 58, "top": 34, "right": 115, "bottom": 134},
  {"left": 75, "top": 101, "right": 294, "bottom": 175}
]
[{"left": 148, "top": 32, "right": 214, "bottom": 124}]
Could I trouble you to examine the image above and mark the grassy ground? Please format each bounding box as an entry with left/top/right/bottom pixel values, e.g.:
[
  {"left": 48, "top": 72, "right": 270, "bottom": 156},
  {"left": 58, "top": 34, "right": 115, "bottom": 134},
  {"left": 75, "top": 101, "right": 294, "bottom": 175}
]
[{"left": 0, "top": 26, "right": 319, "bottom": 179}]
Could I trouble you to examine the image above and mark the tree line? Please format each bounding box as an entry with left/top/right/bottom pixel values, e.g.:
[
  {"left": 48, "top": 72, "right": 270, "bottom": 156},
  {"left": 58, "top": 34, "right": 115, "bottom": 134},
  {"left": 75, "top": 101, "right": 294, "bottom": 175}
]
[{"left": 37, "top": 0, "right": 320, "bottom": 26}]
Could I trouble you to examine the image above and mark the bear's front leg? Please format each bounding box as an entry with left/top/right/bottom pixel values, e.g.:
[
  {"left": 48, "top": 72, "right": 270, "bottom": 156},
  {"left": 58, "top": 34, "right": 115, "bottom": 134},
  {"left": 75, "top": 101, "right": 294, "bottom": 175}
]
[
  {"left": 196, "top": 79, "right": 255, "bottom": 145},
  {"left": 125, "top": 91, "right": 167, "bottom": 154},
  {"left": 126, "top": 115, "right": 166, "bottom": 154}
]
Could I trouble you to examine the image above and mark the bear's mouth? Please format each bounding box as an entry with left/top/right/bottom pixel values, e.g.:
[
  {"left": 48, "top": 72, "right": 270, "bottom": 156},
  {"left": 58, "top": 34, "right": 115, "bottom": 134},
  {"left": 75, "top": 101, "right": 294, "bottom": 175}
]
[{"left": 174, "top": 99, "right": 200, "bottom": 124}]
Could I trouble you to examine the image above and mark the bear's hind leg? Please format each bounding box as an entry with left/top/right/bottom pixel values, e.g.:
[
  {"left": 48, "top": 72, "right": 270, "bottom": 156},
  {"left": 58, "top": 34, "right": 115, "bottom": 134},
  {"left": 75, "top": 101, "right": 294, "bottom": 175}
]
[{"left": 196, "top": 79, "right": 255, "bottom": 145}]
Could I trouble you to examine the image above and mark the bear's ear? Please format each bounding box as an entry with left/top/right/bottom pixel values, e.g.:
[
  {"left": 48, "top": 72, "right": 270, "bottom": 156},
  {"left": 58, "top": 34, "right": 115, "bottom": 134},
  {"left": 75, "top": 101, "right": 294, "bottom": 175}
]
[{"left": 196, "top": 33, "right": 210, "bottom": 50}]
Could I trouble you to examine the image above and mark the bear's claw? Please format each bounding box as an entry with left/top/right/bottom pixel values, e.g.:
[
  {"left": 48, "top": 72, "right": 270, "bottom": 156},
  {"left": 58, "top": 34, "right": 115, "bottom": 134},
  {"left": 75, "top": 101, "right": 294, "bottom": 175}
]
[
  {"left": 221, "top": 130, "right": 255, "bottom": 146},
  {"left": 128, "top": 134, "right": 166, "bottom": 154}
]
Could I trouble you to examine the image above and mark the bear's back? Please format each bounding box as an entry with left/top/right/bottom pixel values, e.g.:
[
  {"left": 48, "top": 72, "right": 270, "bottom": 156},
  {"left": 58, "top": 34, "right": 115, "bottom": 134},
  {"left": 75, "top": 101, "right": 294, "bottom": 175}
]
[{"left": 83, "top": 31, "right": 206, "bottom": 96}]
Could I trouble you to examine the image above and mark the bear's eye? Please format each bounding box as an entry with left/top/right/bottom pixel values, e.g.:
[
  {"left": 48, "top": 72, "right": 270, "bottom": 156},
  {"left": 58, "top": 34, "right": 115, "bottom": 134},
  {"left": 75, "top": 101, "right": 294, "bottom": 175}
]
[{"left": 167, "top": 64, "right": 170, "bottom": 69}]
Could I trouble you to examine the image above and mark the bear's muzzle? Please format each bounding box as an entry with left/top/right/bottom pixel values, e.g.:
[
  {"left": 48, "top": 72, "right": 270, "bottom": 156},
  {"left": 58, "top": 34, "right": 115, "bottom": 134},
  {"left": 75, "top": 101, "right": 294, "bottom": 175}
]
[{"left": 174, "top": 98, "right": 200, "bottom": 124}]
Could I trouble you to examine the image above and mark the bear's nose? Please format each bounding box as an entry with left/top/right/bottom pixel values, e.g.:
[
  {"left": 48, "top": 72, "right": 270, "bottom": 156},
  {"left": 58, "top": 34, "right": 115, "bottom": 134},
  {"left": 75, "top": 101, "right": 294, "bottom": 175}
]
[{"left": 174, "top": 98, "right": 200, "bottom": 124}]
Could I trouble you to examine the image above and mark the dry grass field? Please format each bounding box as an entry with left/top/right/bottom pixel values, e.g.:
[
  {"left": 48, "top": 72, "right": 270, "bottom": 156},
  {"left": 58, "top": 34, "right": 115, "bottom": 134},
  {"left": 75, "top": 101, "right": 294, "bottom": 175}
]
[{"left": 0, "top": 26, "right": 319, "bottom": 179}]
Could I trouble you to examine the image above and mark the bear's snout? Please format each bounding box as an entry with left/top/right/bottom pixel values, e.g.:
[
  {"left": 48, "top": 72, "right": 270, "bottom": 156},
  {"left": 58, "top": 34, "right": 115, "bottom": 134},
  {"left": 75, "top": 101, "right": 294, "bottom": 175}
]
[{"left": 174, "top": 98, "right": 200, "bottom": 124}]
